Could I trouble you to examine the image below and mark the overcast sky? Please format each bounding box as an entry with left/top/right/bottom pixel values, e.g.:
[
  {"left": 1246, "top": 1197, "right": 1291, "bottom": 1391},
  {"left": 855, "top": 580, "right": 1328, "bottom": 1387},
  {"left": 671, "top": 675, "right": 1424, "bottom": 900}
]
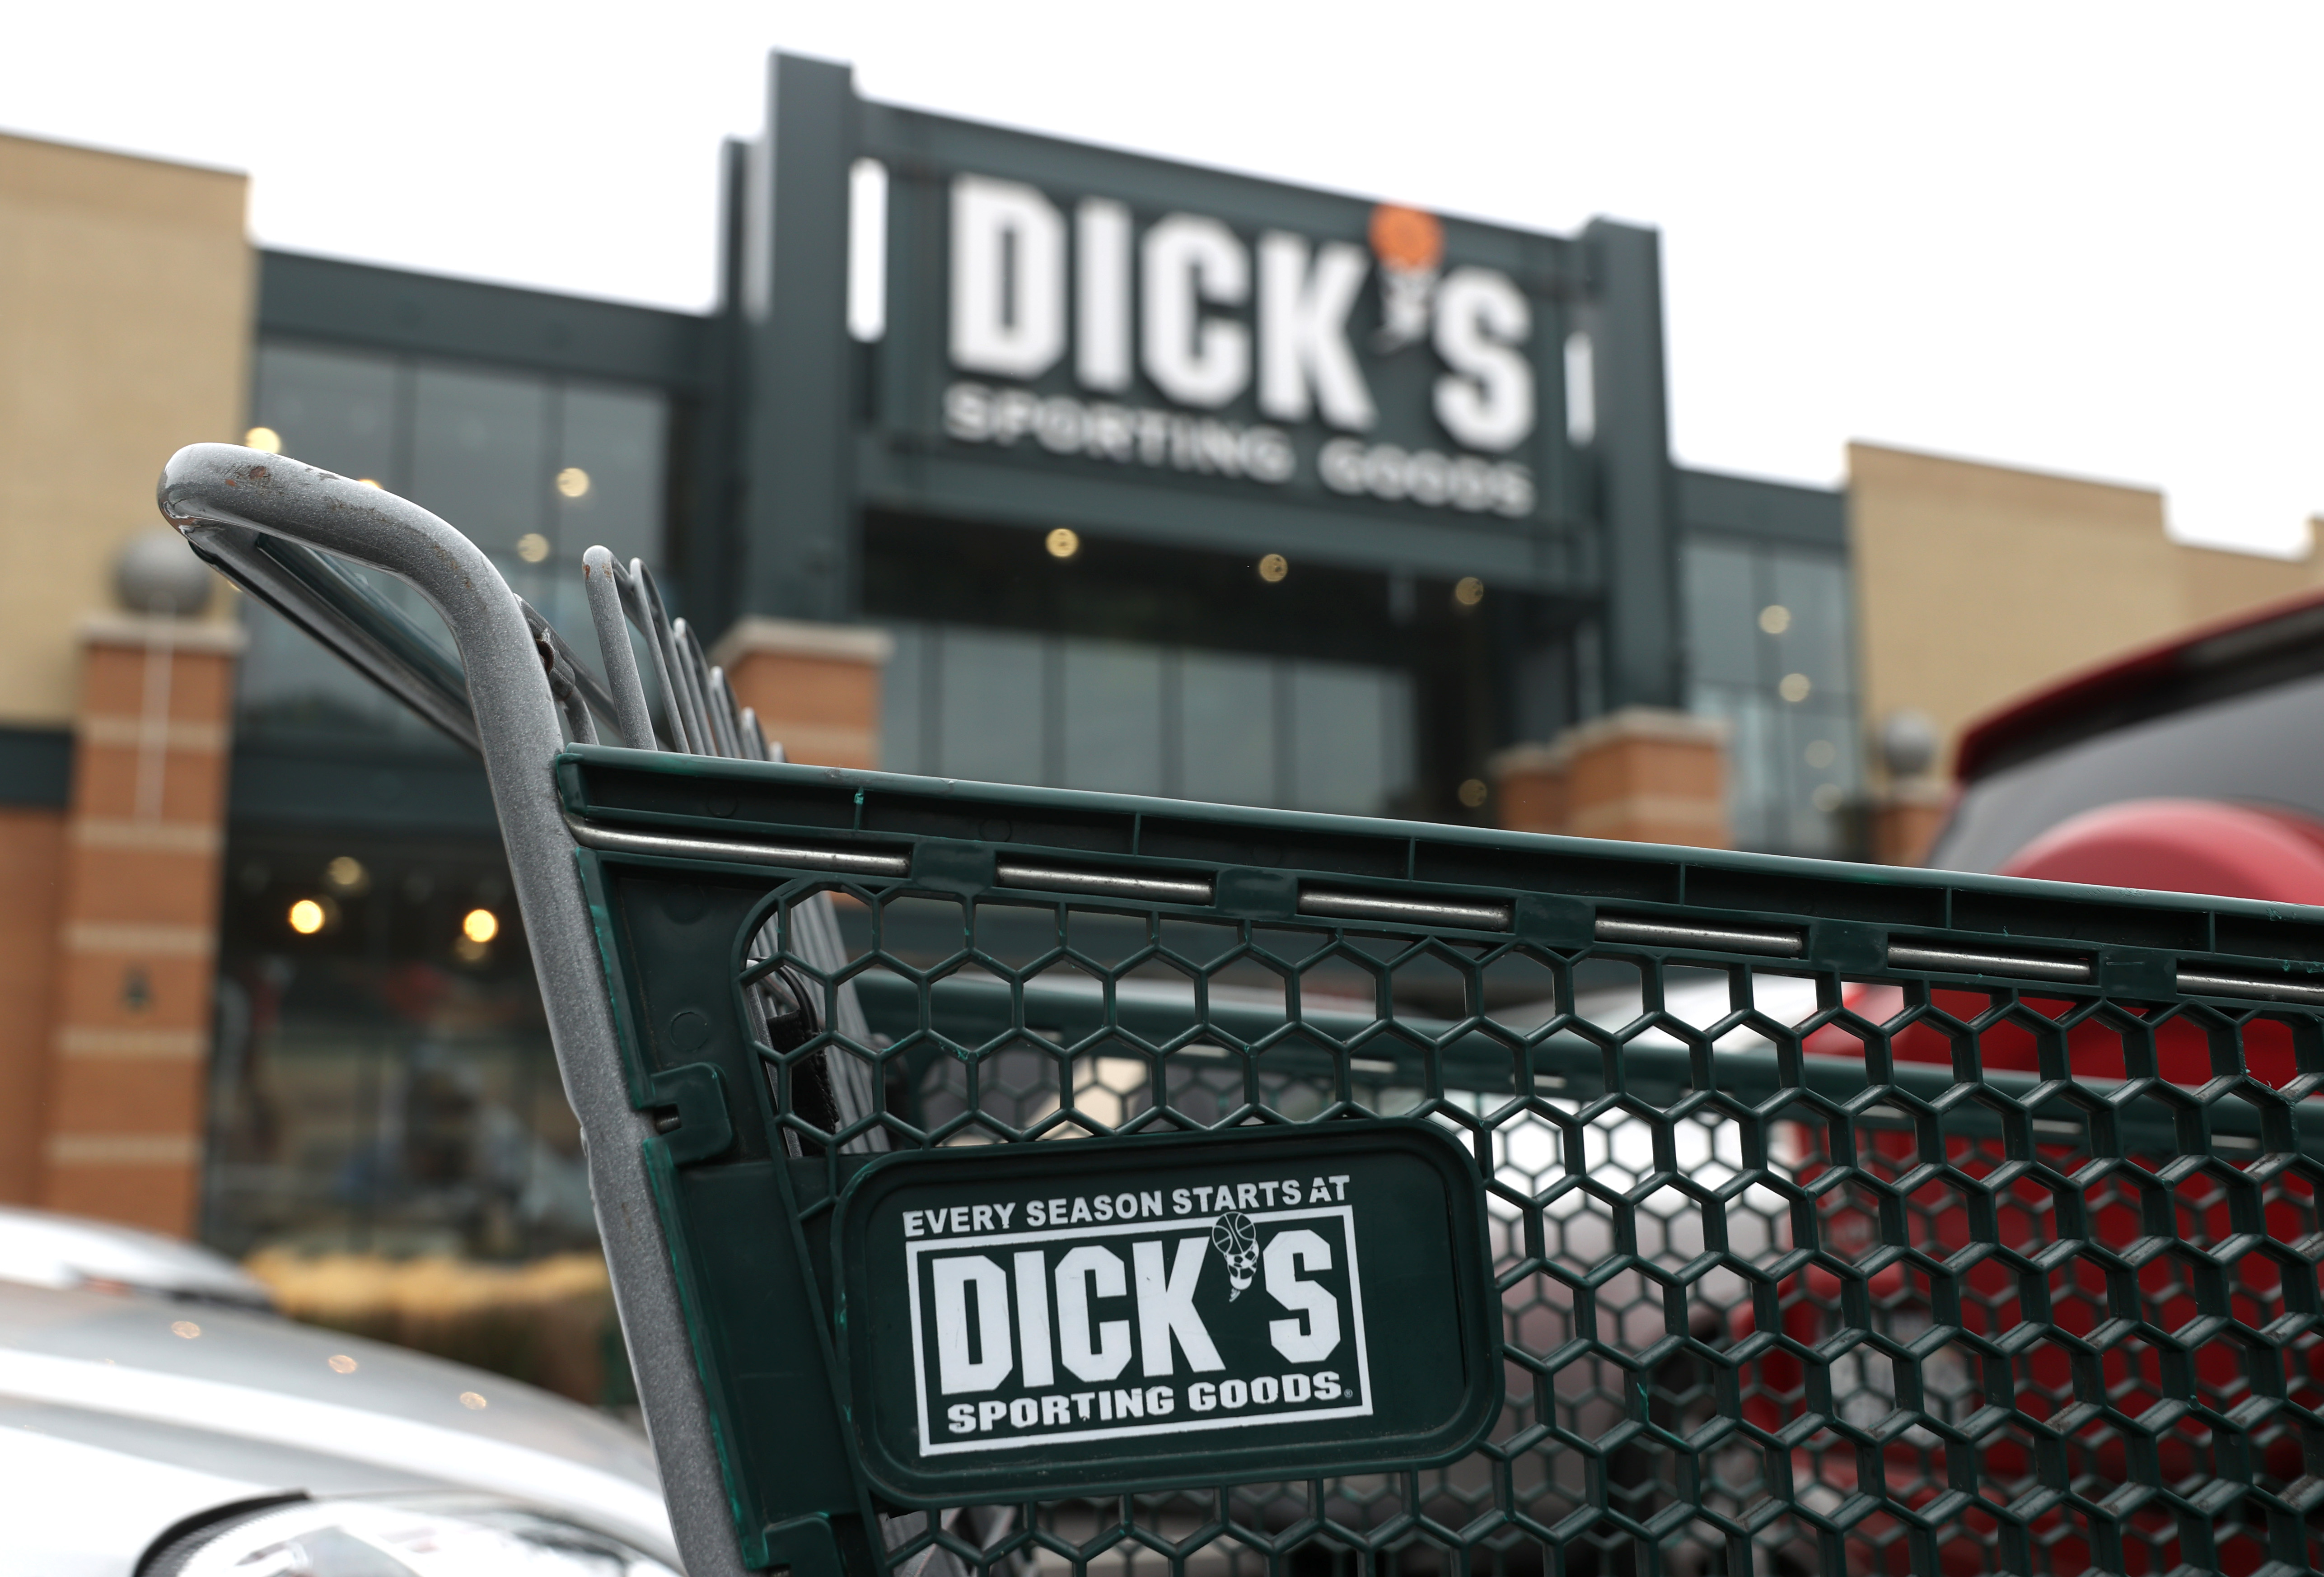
[{"left": 12, "top": 2, "right": 2319, "bottom": 556}]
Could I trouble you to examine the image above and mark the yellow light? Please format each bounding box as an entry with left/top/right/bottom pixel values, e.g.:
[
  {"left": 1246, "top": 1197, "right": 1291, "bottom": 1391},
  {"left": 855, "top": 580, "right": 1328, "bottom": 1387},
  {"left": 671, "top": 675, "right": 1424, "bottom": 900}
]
[
  {"left": 515, "top": 532, "right": 551, "bottom": 564},
  {"left": 1454, "top": 576, "right": 1485, "bottom": 607},
  {"left": 1045, "top": 527, "right": 1080, "bottom": 559},
  {"left": 1258, "top": 553, "right": 1289, "bottom": 583},
  {"left": 323, "top": 855, "right": 367, "bottom": 893},
  {"left": 556, "top": 467, "right": 591, "bottom": 499},
  {"left": 1779, "top": 672, "right": 1813, "bottom": 703},
  {"left": 462, "top": 908, "right": 500, "bottom": 944},
  {"left": 1759, "top": 604, "right": 1792, "bottom": 635},
  {"left": 243, "top": 426, "right": 282, "bottom": 454},
  {"left": 356, "top": 478, "right": 383, "bottom": 490},
  {"left": 288, "top": 898, "right": 326, "bottom": 935},
  {"left": 459, "top": 1390, "right": 489, "bottom": 1410},
  {"left": 1457, "top": 778, "right": 1489, "bottom": 808},
  {"left": 327, "top": 1353, "right": 358, "bottom": 1374}
]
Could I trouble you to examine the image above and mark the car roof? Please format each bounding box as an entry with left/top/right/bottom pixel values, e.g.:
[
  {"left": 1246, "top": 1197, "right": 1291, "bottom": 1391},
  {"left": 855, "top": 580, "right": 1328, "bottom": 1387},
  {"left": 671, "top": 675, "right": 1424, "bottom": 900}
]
[
  {"left": 0, "top": 1280, "right": 672, "bottom": 1557},
  {"left": 0, "top": 1204, "right": 273, "bottom": 1308},
  {"left": 1954, "top": 581, "right": 2324, "bottom": 783}
]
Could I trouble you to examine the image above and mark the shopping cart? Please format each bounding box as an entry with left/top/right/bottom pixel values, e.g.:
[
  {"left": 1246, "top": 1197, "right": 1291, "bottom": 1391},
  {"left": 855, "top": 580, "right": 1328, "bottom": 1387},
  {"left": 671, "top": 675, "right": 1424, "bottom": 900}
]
[{"left": 161, "top": 443, "right": 2324, "bottom": 1577}]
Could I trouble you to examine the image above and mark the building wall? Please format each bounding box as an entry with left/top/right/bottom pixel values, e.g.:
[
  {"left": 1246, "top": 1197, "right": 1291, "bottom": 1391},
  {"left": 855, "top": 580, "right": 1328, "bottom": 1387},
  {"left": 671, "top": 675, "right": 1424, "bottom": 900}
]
[
  {"left": 1848, "top": 441, "right": 2324, "bottom": 778},
  {"left": 0, "top": 133, "right": 252, "bottom": 725},
  {"left": 0, "top": 135, "right": 252, "bottom": 1216}
]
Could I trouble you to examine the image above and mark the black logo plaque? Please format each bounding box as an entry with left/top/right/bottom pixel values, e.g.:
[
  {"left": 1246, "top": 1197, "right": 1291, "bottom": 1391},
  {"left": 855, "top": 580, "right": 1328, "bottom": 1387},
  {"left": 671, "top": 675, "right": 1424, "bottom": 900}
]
[{"left": 832, "top": 1120, "right": 1499, "bottom": 1503}]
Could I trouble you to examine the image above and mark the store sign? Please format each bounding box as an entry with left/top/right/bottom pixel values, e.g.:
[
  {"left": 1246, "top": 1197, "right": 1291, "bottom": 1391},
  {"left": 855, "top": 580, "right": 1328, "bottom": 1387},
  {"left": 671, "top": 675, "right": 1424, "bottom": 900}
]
[
  {"left": 833, "top": 1121, "right": 1496, "bottom": 1502},
  {"left": 939, "top": 177, "right": 1539, "bottom": 519}
]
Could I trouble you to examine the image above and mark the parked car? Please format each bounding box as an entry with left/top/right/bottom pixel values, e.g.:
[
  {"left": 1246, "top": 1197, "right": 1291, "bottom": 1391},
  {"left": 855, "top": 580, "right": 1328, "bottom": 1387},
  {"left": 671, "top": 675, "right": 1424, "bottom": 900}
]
[
  {"left": 1737, "top": 592, "right": 2324, "bottom": 1575},
  {"left": 1931, "top": 582, "right": 2324, "bottom": 896},
  {"left": 0, "top": 1204, "right": 274, "bottom": 1311},
  {"left": 0, "top": 1217, "right": 676, "bottom": 1575}
]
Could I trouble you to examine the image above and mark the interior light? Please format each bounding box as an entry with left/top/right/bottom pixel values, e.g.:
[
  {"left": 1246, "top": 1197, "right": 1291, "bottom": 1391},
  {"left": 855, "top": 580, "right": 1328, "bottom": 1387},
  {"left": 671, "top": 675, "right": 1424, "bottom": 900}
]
[
  {"left": 1045, "top": 527, "right": 1080, "bottom": 559},
  {"left": 243, "top": 426, "right": 282, "bottom": 454},
  {"left": 556, "top": 467, "right": 591, "bottom": 499},
  {"left": 1258, "top": 554, "right": 1289, "bottom": 583},
  {"left": 463, "top": 908, "right": 500, "bottom": 944},
  {"left": 288, "top": 898, "right": 326, "bottom": 935},
  {"left": 1759, "top": 604, "right": 1792, "bottom": 635},
  {"left": 515, "top": 532, "right": 552, "bottom": 564},
  {"left": 323, "top": 855, "right": 367, "bottom": 893},
  {"left": 1458, "top": 778, "right": 1489, "bottom": 808},
  {"left": 1779, "top": 672, "right": 1813, "bottom": 703},
  {"left": 1454, "top": 576, "right": 1485, "bottom": 607}
]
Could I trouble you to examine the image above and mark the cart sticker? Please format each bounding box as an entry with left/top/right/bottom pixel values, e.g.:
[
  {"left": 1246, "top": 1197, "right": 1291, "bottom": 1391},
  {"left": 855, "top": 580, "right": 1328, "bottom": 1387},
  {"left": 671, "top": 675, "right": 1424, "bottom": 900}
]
[{"left": 901, "top": 1178, "right": 1371, "bottom": 1456}]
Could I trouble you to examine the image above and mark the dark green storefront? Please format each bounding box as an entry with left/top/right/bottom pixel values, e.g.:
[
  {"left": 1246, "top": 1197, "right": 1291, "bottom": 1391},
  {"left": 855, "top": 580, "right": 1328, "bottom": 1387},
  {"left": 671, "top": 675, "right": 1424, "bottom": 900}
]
[{"left": 209, "top": 50, "right": 1849, "bottom": 1259}]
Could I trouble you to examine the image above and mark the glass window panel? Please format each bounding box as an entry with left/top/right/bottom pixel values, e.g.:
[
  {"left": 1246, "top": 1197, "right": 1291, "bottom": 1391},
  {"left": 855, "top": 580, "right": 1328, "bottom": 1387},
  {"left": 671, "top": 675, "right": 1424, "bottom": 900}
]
[
  {"left": 1178, "top": 650, "right": 1277, "bottom": 808},
  {"left": 410, "top": 364, "right": 550, "bottom": 556},
  {"left": 1682, "top": 541, "right": 1759, "bottom": 688},
  {"left": 1774, "top": 704, "right": 1861, "bottom": 857},
  {"left": 236, "top": 598, "right": 458, "bottom": 749},
  {"left": 1061, "top": 639, "right": 1163, "bottom": 794},
  {"left": 1381, "top": 670, "right": 1417, "bottom": 806},
  {"left": 879, "top": 625, "right": 926, "bottom": 776},
  {"left": 1692, "top": 683, "right": 1775, "bottom": 852},
  {"left": 253, "top": 342, "right": 399, "bottom": 485},
  {"left": 1768, "top": 550, "right": 1853, "bottom": 700},
  {"left": 556, "top": 383, "right": 666, "bottom": 570},
  {"left": 1288, "top": 661, "right": 1390, "bottom": 816},
  {"left": 934, "top": 627, "right": 1047, "bottom": 786}
]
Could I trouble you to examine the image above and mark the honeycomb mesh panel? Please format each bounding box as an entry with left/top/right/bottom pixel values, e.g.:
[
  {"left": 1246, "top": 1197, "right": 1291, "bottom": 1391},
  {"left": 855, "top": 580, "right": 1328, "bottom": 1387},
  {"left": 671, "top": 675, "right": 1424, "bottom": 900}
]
[{"left": 733, "top": 877, "right": 2324, "bottom": 1577}]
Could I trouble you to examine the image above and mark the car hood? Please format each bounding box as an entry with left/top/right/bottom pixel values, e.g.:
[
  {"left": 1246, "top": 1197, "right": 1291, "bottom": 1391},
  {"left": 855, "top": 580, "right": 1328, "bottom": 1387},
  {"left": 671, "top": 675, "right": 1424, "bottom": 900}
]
[{"left": 0, "top": 1280, "right": 673, "bottom": 1563}]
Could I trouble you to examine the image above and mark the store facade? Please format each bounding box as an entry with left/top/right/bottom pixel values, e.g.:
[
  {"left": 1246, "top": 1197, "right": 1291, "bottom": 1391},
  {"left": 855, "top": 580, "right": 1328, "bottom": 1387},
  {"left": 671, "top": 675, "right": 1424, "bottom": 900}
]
[{"left": 0, "top": 56, "right": 1856, "bottom": 1254}]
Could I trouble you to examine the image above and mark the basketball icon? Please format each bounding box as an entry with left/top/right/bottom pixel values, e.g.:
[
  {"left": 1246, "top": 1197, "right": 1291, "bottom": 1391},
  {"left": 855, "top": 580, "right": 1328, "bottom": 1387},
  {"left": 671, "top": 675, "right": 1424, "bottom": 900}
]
[{"left": 1211, "top": 1211, "right": 1259, "bottom": 1300}]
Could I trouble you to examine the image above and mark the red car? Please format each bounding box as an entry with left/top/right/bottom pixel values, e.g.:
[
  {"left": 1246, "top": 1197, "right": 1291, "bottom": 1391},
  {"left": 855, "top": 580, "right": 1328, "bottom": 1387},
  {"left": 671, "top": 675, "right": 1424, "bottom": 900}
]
[{"left": 1752, "top": 591, "right": 2324, "bottom": 1577}]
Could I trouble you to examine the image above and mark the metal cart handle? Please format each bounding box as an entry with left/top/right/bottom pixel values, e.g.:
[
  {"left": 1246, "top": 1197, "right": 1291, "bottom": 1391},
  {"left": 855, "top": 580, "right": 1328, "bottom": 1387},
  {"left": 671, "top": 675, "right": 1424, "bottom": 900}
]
[{"left": 158, "top": 443, "right": 750, "bottom": 1577}]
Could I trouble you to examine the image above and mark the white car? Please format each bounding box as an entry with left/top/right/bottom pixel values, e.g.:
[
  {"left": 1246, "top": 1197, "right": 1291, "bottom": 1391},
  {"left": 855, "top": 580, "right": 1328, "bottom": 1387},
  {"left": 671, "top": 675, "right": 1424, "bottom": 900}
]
[{"left": 0, "top": 1209, "right": 677, "bottom": 1576}]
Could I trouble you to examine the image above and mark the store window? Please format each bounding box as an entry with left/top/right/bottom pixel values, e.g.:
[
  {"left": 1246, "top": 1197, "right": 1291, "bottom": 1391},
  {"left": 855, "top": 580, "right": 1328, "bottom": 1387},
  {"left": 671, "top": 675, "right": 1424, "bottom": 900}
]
[
  {"left": 239, "top": 341, "right": 669, "bottom": 743},
  {"left": 1683, "top": 539, "right": 1860, "bottom": 855},
  {"left": 880, "top": 625, "right": 1417, "bottom": 816},
  {"left": 205, "top": 832, "right": 593, "bottom": 1260}
]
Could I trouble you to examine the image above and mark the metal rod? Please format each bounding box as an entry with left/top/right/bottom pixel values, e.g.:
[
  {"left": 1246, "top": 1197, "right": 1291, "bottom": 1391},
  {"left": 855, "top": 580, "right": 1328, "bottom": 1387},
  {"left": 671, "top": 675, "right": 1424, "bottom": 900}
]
[
  {"left": 583, "top": 546, "right": 658, "bottom": 750},
  {"left": 995, "top": 861, "right": 1215, "bottom": 904},
  {"left": 622, "top": 559, "right": 696, "bottom": 756},
  {"left": 1298, "top": 888, "right": 1513, "bottom": 931},
  {"left": 2176, "top": 968, "right": 2324, "bottom": 1006},
  {"left": 739, "top": 707, "right": 771, "bottom": 762},
  {"left": 158, "top": 444, "right": 744, "bottom": 1577},
  {"left": 1886, "top": 942, "right": 2093, "bottom": 984},
  {"left": 1594, "top": 916, "right": 1805, "bottom": 958},
  {"left": 667, "top": 614, "right": 720, "bottom": 758},
  {"left": 701, "top": 660, "right": 743, "bottom": 760},
  {"left": 565, "top": 814, "right": 912, "bottom": 876},
  {"left": 518, "top": 596, "right": 623, "bottom": 734}
]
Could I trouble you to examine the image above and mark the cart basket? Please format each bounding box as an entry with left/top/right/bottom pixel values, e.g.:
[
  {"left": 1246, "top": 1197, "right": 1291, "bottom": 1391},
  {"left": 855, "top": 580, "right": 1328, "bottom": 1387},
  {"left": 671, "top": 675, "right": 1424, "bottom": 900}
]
[{"left": 162, "top": 445, "right": 2324, "bottom": 1577}]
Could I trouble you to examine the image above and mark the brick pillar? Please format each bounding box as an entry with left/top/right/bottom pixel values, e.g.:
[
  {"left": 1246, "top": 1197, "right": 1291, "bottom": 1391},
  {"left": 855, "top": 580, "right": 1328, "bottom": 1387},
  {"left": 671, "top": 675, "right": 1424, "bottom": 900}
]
[
  {"left": 1553, "top": 707, "right": 1730, "bottom": 849},
  {"left": 709, "top": 617, "right": 893, "bottom": 769},
  {"left": 0, "top": 807, "right": 66, "bottom": 1204},
  {"left": 1870, "top": 780, "right": 1951, "bottom": 867},
  {"left": 1488, "top": 743, "right": 1569, "bottom": 835},
  {"left": 40, "top": 616, "right": 241, "bottom": 1233}
]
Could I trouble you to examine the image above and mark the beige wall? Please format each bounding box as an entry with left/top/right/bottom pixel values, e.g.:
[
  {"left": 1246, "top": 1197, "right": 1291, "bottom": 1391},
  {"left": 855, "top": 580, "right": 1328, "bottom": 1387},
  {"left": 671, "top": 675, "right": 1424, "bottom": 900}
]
[
  {"left": 0, "top": 134, "right": 251, "bottom": 725},
  {"left": 1848, "top": 441, "right": 2324, "bottom": 777}
]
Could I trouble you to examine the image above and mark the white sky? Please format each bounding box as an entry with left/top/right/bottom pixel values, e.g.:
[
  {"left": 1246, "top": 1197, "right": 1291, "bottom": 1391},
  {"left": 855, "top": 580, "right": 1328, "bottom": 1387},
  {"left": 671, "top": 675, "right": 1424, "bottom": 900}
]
[{"left": 11, "top": 1, "right": 2319, "bottom": 556}]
